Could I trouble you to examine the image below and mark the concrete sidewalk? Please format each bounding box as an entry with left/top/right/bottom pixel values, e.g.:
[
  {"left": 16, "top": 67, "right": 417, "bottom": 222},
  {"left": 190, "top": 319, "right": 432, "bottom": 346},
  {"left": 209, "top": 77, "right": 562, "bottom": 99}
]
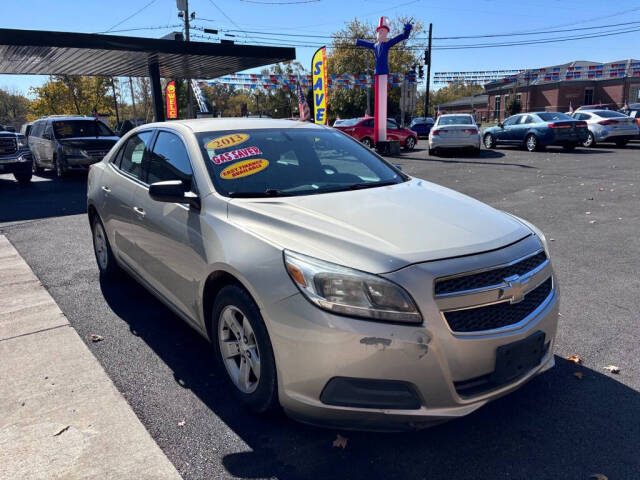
[{"left": 0, "top": 235, "right": 181, "bottom": 479}]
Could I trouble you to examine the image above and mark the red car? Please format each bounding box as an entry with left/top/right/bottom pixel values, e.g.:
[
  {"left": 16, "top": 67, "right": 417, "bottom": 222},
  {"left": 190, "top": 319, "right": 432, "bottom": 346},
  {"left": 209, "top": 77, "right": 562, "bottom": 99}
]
[{"left": 334, "top": 117, "right": 418, "bottom": 150}]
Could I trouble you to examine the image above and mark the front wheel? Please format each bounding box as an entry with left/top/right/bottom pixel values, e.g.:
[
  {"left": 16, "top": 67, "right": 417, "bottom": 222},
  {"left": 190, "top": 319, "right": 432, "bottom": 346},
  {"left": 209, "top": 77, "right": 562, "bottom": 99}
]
[
  {"left": 14, "top": 172, "right": 32, "bottom": 185},
  {"left": 483, "top": 133, "right": 495, "bottom": 149},
  {"left": 583, "top": 132, "right": 595, "bottom": 148},
  {"left": 211, "top": 285, "right": 278, "bottom": 414},
  {"left": 525, "top": 134, "right": 539, "bottom": 152},
  {"left": 404, "top": 136, "right": 416, "bottom": 150},
  {"left": 360, "top": 137, "right": 372, "bottom": 148},
  {"left": 54, "top": 156, "right": 65, "bottom": 178}
]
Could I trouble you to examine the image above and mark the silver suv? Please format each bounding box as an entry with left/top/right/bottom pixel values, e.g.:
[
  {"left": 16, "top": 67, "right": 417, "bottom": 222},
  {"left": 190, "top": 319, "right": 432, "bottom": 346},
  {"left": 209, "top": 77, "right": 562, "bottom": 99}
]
[{"left": 87, "top": 119, "right": 558, "bottom": 430}]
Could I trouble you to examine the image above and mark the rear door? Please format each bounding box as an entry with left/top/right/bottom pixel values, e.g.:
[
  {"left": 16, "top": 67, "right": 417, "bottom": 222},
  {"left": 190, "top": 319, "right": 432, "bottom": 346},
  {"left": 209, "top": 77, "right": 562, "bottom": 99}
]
[{"left": 132, "top": 129, "right": 205, "bottom": 324}]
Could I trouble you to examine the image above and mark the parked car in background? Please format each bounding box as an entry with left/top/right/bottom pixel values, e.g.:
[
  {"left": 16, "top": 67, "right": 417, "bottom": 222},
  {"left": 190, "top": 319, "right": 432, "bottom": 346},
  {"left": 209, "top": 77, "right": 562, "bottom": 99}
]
[
  {"left": 20, "top": 122, "right": 33, "bottom": 138},
  {"left": 575, "top": 104, "right": 610, "bottom": 111},
  {"left": 88, "top": 118, "right": 558, "bottom": 430},
  {"left": 332, "top": 118, "right": 351, "bottom": 127},
  {"left": 29, "top": 116, "right": 119, "bottom": 177},
  {"left": 483, "top": 112, "right": 588, "bottom": 152},
  {"left": 0, "top": 130, "right": 33, "bottom": 184},
  {"left": 428, "top": 114, "right": 481, "bottom": 156},
  {"left": 334, "top": 117, "right": 418, "bottom": 150},
  {"left": 570, "top": 110, "right": 639, "bottom": 147},
  {"left": 409, "top": 117, "right": 435, "bottom": 138},
  {"left": 622, "top": 103, "right": 640, "bottom": 138}
]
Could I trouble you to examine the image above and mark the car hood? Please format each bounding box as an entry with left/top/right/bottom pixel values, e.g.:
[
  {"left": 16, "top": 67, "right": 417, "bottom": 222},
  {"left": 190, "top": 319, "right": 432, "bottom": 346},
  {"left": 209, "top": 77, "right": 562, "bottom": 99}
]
[
  {"left": 226, "top": 178, "right": 531, "bottom": 273},
  {"left": 58, "top": 137, "right": 119, "bottom": 148}
]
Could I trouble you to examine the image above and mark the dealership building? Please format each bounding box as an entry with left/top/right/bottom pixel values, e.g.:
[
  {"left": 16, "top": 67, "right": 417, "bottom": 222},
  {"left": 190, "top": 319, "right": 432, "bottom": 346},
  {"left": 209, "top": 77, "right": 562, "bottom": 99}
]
[{"left": 439, "top": 60, "right": 640, "bottom": 121}]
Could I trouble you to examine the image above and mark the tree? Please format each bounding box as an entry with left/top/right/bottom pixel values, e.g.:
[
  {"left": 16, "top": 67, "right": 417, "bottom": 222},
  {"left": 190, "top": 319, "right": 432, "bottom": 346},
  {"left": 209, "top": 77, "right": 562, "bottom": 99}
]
[
  {"left": 0, "top": 88, "right": 30, "bottom": 129},
  {"left": 327, "top": 17, "right": 424, "bottom": 121},
  {"left": 505, "top": 84, "right": 522, "bottom": 116},
  {"left": 427, "top": 82, "right": 483, "bottom": 116}
]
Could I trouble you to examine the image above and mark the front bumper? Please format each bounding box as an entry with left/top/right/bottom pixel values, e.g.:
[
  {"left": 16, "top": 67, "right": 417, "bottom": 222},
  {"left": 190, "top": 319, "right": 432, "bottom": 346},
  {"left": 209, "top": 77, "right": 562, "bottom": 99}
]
[
  {"left": 262, "top": 238, "right": 559, "bottom": 430},
  {"left": 0, "top": 153, "right": 32, "bottom": 174},
  {"left": 63, "top": 155, "right": 104, "bottom": 169}
]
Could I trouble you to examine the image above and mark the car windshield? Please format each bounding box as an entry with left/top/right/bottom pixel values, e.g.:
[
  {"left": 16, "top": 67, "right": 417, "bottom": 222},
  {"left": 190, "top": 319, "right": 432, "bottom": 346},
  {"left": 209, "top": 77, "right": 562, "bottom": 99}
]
[
  {"left": 437, "top": 116, "right": 473, "bottom": 125},
  {"left": 53, "top": 120, "right": 115, "bottom": 139},
  {"left": 537, "top": 112, "right": 573, "bottom": 121},
  {"left": 594, "top": 110, "right": 627, "bottom": 118},
  {"left": 197, "top": 128, "right": 407, "bottom": 197}
]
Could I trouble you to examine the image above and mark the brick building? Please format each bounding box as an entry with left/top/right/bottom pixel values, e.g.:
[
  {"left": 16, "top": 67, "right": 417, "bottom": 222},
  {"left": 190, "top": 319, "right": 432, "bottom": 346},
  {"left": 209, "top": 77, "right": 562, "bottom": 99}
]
[
  {"left": 483, "top": 60, "right": 640, "bottom": 121},
  {"left": 438, "top": 94, "right": 488, "bottom": 122}
]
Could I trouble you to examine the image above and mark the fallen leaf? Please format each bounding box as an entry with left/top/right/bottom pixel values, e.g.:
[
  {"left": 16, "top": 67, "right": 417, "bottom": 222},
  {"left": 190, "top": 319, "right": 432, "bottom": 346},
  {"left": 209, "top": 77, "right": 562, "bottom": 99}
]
[
  {"left": 573, "top": 372, "right": 583, "bottom": 380},
  {"left": 568, "top": 354, "right": 582, "bottom": 364},
  {"left": 53, "top": 425, "right": 70, "bottom": 437},
  {"left": 589, "top": 474, "right": 608, "bottom": 480},
  {"left": 603, "top": 365, "right": 620, "bottom": 374},
  {"left": 177, "top": 420, "right": 186, "bottom": 427},
  {"left": 89, "top": 334, "right": 103, "bottom": 342},
  {"left": 332, "top": 434, "right": 348, "bottom": 449}
]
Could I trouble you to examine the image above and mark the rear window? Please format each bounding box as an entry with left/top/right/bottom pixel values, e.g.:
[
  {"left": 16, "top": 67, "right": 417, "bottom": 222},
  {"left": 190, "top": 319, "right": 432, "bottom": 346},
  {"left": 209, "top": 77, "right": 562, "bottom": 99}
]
[
  {"left": 537, "top": 112, "right": 573, "bottom": 121},
  {"left": 594, "top": 110, "right": 627, "bottom": 118},
  {"left": 437, "top": 115, "right": 473, "bottom": 125},
  {"left": 196, "top": 128, "right": 405, "bottom": 197},
  {"left": 53, "top": 120, "right": 115, "bottom": 139}
]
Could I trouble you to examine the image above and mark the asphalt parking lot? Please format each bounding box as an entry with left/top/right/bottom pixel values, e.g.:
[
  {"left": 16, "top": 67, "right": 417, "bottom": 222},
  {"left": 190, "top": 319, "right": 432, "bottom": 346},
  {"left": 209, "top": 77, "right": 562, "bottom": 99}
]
[{"left": 1, "top": 140, "right": 639, "bottom": 480}]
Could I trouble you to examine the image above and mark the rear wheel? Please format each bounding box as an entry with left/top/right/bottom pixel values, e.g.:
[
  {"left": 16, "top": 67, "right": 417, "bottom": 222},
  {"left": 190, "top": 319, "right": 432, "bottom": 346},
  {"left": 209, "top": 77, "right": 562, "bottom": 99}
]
[
  {"left": 404, "top": 136, "right": 416, "bottom": 151},
  {"left": 14, "top": 172, "right": 32, "bottom": 185},
  {"left": 583, "top": 131, "right": 595, "bottom": 148},
  {"left": 614, "top": 138, "right": 628, "bottom": 147},
  {"left": 211, "top": 285, "right": 278, "bottom": 414},
  {"left": 91, "top": 216, "right": 121, "bottom": 279},
  {"left": 361, "top": 137, "right": 372, "bottom": 148},
  {"left": 525, "top": 134, "right": 539, "bottom": 152},
  {"left": 483, "top": 133, "right": 495, "bottom": 149}
]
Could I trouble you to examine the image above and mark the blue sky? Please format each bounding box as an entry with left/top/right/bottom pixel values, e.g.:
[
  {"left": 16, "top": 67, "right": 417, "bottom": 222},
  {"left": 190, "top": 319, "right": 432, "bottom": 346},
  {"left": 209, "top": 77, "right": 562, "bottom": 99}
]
[{"left": 2, "top": 0, "right": 640, "bottom": 99}]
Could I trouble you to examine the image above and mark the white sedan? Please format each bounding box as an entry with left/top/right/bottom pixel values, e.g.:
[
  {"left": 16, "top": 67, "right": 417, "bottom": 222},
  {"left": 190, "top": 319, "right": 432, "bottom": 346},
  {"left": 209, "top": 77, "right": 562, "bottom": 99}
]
[
  {"left": 571, "top": 109, "right": 639, "bottom": 147},
  {"left": 428, "top": 114, "right": 481, "bottom": 156}
]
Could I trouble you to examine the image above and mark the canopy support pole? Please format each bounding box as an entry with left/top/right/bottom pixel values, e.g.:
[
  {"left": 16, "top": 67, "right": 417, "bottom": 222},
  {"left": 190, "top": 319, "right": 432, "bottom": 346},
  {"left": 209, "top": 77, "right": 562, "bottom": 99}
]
[{"left": 148, "top": 60, "right": 165, "bottom": 122}]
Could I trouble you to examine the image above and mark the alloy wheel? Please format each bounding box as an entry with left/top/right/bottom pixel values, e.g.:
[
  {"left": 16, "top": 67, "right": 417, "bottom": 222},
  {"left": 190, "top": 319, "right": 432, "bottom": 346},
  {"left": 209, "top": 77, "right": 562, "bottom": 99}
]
[
  {"left": 361, "top": 138, "right": 372, "bottom": 148},
  {"left": 583, "top": 132, "right": 594, "bottom": 147},
  {"left": 526, "top": 135, "right": 537, "bottom": 152},
  {"left": 218, "top": 305, "right": 261, "bottom": 394},
  {"left": 484, "top": 134, "right": 494, "bottom": 149},
  {"left": 93, "top": 221, "right": 109, "bottom": 271},
  {"left": 405, "top": 137, "right": 415, "bottom": 150}
]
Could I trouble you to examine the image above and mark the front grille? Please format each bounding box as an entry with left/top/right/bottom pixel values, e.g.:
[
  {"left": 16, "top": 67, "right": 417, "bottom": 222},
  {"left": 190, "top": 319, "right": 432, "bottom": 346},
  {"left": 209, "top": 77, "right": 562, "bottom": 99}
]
[
  {"left": 435, "top": 251, "right": 547, "bottom": 295},
  {"left": 0, "top": 137, "right": 17, "bottom": 155},
  {"left": 443, "top": 277, "right": 552, "bottom": 333}
]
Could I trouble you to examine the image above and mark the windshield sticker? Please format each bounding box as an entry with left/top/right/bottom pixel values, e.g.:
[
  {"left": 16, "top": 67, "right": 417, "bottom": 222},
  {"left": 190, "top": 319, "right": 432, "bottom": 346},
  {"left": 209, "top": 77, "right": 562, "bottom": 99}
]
[
  {"left": 206, "top": 133, "right": 249, "bottom": 150},
  {"left": 211, "top": 146, "right": 262, "bottom": 165},
  {"left": 220, "top": 159, "right": 269, "bottom": 180}
]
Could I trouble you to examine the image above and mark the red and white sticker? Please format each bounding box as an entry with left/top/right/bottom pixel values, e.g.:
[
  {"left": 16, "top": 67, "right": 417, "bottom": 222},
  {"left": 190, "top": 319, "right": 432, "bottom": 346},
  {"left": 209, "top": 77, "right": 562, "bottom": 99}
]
[{"left": 211, "top": 146, "right": 263, "bottom": 165}]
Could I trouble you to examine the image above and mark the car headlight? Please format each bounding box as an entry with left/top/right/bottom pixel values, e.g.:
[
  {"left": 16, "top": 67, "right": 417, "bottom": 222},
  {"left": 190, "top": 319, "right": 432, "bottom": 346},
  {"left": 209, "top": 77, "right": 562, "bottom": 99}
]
[
  {"left": 505, "top": 213, "right": 550, "bottom": 257},
  {"left": 283, "top": 250, "right": 422, "bottom": 323},
  {"left": 63, "top": 145, "right": 84, "bottom": 156},
  {"left": 17, "top": 137, "right": 28, "bottom": 149}
]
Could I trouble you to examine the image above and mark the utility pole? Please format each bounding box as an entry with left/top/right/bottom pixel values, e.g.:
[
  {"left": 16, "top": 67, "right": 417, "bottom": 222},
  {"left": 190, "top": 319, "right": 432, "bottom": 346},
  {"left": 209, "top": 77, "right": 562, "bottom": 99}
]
[
  {"left": 128, "top": 77, "right": 138, "bottom": 125},
  {"left": 424, "top": 23, "right": 432, "bottom": 118},
  {"left": 179, "top": 0, "right": 194, "bottom": 118}
]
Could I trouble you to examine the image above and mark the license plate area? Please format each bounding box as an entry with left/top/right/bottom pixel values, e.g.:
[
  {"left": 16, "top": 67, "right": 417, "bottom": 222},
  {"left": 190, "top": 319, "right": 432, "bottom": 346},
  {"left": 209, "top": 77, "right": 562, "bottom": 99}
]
[{"left": 491, "top": 331, "right": 545, "bottom": 385}]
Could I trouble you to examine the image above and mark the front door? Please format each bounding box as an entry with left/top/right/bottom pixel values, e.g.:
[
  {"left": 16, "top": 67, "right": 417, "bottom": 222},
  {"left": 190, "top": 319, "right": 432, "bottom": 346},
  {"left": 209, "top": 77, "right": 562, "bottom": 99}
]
[
  {"left": 496, "top": 115, "right": 520, "bottom": 143},
  {"left": 42, "top": 122, "right": 57, "bottom": 167},
  {"left": 133, "top": 130, "right": 206, "bottom": 324}
]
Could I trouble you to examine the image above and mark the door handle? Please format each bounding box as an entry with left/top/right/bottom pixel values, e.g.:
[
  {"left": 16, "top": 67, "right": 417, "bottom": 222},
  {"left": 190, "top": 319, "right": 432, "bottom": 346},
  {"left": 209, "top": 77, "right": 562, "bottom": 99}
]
[
  {"left": 133, "top": 206, "right": 146, "bottom": 217},
  {"left": 101, "top": 185, "right": 111, "bottom": 193}
]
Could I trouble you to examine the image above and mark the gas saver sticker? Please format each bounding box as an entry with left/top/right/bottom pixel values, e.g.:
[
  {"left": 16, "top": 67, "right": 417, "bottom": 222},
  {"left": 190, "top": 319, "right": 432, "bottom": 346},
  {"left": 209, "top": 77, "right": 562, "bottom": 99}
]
[
  {"left": 206, "top": 133, "right": 249, "bottom": 150},
  {"left": 220, "top": 159, "right": 269, "bottom": 180},
  {"left": 211, "top": 146, "right": 262, "bottom": 165}
]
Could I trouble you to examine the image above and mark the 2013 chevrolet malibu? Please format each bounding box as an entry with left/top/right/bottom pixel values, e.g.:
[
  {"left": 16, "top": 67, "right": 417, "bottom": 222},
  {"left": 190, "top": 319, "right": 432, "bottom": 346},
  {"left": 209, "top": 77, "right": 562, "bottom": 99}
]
[{"left": 87, "top": 119, "right": 558, "bottom": 430}]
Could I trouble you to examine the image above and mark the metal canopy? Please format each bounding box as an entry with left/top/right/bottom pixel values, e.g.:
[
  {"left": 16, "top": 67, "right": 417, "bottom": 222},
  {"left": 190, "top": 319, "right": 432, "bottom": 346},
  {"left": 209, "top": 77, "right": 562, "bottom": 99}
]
[{"left": 0, "top": 28, "right": 295, "bottom": 78}]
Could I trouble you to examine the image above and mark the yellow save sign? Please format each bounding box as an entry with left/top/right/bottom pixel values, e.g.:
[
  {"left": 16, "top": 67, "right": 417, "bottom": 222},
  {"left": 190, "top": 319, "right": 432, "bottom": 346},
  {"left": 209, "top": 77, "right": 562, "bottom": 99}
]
[{"left": 311, "top": 47, "right": 328, "bottom": 125}]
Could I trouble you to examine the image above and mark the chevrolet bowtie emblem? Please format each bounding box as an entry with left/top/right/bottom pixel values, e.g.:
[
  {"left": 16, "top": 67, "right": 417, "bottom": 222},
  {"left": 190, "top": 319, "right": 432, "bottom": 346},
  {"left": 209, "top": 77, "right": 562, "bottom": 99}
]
[{"left": 500, "top": 274, "right": 530, "bottom": 304}]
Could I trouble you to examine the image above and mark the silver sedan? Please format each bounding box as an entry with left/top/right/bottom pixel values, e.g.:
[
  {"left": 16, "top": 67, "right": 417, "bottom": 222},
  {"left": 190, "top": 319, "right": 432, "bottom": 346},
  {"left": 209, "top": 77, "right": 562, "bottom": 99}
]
[{"left": 88, "top": 118, "right": 558, "bottom": 430}]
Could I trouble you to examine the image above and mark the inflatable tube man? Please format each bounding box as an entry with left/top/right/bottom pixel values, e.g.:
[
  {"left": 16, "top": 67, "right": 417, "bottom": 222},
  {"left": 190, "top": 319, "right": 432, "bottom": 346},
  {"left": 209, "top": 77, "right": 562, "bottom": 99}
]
[{"left": 356, "top": 17, "right": 412, "bottom": 144}]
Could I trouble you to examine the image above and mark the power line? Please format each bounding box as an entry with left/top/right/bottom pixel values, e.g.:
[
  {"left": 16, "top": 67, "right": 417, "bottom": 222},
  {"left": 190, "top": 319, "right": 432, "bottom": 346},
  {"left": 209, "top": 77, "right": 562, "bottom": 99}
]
[
  {"left": 97, "top": 24, "right": 182, "bottom": 35},
  {"left": 104, "top": 0, "right": 158, "bottom": 33},
  {"left": 205, "top": 0, "right": 253, "bottom": 41}
]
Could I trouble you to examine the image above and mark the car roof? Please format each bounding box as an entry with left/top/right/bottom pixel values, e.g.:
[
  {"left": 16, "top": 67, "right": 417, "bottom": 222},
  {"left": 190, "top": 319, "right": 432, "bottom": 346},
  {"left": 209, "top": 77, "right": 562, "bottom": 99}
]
[
  {"left": 438, "top": 113, "right": 472, "bottom": 117},
  {"left": 143, "top": 117, "right": 328, "bottom": 133}
]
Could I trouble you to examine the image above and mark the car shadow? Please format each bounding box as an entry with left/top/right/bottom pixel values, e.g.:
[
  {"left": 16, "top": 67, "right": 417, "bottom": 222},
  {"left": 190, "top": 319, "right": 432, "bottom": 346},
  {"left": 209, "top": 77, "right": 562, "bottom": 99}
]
[
  {"left": 99, "top": 275, "right": 639, "bottom": 480},
  {"left": 0, "top": 172, "right": 87, "bottom": 224}
]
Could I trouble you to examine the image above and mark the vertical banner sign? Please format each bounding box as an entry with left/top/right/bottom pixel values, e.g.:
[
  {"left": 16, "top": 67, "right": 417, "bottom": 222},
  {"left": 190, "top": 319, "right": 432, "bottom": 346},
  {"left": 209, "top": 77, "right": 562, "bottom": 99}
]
[
  {"left": 311, "top": 47, "right": 328, "bottom": 124},
  {"left": 166, "top": 81, "right": 178, "bottom": 119}
]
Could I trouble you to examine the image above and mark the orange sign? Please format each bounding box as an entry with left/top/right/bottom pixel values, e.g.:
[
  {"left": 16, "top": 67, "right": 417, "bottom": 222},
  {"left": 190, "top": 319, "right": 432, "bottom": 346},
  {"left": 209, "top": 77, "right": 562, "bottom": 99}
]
[
  {"left": 206, "top": 133, "right": 250, "bottom": 150},
  {"left": 166, "top": 81, "right": 178, "bottom": 119},
  {"left": 220, "top": 159, "right": 269, "bottom": 180}
]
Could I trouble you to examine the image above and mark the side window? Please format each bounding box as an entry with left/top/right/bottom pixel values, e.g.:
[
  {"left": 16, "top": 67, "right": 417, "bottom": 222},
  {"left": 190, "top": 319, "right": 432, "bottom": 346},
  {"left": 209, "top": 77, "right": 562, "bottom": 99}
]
[
  {"left": 146, "top": 131, "right": 193, "bottom": 186},
  {"left": 30, "top": 121, "right": 43, "bottom": 138},
  {"left": 43, "top": 122, "right": 53, "bottom": 140},
  {"left": 503, "top": 116, "right": 520, "bottom": 126},
  {"left": 387, "top": 119, "right": 399, "bottom": 129},
  {"left": 120, "top": 132, "right": 153, "bottom": 180},
  {"left": 362, "top": 119, "right": 374, "bottom": 128}
]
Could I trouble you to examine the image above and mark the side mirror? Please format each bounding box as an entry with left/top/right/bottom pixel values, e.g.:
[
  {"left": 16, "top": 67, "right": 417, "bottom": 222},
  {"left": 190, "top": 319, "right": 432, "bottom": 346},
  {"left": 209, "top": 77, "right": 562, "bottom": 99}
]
[
  {"left": 393, "top": 163, "right": 403, "bottom": 171},
  {"left": 498, "top": 122, "right": 504, "bottom": 128},
  {"left": 42, "top": 132, "right": 51, "bottom": 140},
  {"left": 149, "top": 180, "right": 200, "bottom": 210}
]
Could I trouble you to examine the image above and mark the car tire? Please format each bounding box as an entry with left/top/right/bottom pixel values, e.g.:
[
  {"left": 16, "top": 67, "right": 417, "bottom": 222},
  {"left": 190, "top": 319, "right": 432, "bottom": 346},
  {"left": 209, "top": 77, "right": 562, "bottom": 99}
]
[
  {"left": 483, "top": 133, "right": 495, "bottom": 149},
  {"left": 14, "top": 172, "right": 32, "bottom": 185},
  {"left": 525, "top": 134, "right": 539, "bottom": 152},
  {"left": 211, "top": 285, "right": 278, "bottom": 414},
  {"left": 91, "top": 216, "right": 121, "bottom": 279},
  {"left": 32, "top": 161, "right": 44, "bottom": 175},
  {"left": 562, "top": 144, "right": 576, "bottom": 152},
  {"left": 614, "top": 139, "right": 628, "bottom": 147},
  {"left": 583, "top": 131, "right": 595, "bottom": 148},
  {"left": 361, "top": 137, "right": 372, "bottom": 148},
  {"left": 404, "top": 136, "right": 416, "bottom": 151},
  {"left": 428, "top": 147, "right": 439, "bottom": 156}
]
